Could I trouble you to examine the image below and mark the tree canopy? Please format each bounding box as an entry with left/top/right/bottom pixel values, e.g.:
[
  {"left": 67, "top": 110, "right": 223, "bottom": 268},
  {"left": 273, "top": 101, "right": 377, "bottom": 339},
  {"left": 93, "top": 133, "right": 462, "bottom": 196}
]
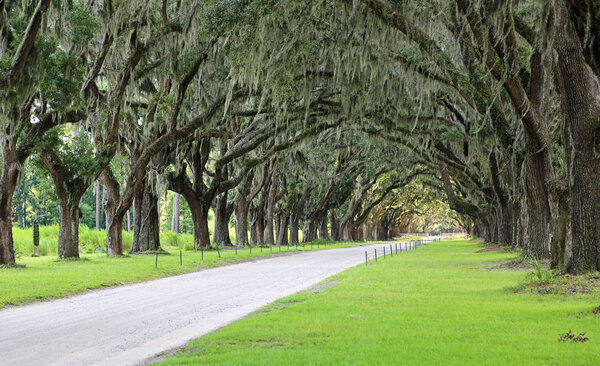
[{"left": 1, "top": 0, "right": 599, "bottom": 274}]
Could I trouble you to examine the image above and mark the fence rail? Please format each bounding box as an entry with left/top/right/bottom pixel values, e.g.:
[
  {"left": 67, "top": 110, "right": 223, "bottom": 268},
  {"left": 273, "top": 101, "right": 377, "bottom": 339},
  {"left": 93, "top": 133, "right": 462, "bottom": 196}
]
[
  {"left": 363, "top": 237, "right": 444, "bottom": 266},
  {"left": 152, "top": 236, "right": 452, "bottom": 268}
]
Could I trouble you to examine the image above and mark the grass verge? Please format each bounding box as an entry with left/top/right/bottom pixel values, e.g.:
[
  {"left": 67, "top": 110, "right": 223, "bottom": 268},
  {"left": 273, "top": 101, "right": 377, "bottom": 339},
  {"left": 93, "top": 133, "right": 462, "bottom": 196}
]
[{"left": 157, "top": 240, "right": 600, "bottom": 365}]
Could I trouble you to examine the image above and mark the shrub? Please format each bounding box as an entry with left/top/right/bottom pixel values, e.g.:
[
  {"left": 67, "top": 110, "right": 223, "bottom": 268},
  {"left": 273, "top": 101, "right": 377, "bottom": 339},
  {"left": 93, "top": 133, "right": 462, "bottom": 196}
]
[{"left": 527, "top": 255, "right": 553, "bottom": 285}]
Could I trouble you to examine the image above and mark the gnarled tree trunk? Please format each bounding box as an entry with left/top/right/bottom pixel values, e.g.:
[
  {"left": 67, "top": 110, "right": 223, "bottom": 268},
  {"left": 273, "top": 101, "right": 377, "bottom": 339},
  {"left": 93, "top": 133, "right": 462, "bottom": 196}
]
[
  {"left": 555, "top": 0, "right": 600, "bottom": 273},
  {"left": 189, "top": 200, "right": 211, "bottom": 249},
  {"left": 213, "top": 191, "right": 232, "bottom": 246},
  {"left": 100, "top": 169, "right": 124, "bottom": 256},
  {"left": 130, "top": 179, "right": 160, "bottom": 253}
]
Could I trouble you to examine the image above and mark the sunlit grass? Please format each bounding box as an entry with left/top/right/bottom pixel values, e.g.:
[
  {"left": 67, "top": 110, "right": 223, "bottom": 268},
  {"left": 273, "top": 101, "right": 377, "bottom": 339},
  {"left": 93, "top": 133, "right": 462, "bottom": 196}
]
[{"left": 158, "top": 240, "right": 600, "bottom": 366}]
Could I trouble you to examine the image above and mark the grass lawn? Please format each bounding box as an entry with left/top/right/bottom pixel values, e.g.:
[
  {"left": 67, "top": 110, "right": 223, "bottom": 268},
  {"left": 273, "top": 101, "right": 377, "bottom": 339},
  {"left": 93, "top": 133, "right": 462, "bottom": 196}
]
[
  {"left": 0, "top": 239, "right": 422, "bottom": 309},
  {"left": 157, "top": 239, "right": 600, "bottom": 365}
]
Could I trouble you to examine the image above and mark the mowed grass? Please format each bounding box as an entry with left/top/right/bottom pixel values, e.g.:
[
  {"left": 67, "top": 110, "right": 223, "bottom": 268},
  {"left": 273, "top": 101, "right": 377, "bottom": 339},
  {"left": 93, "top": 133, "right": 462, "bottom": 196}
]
[
  {"left": 0, "top": 239, "right": 420, "bottom": 309},
  {"left": 158, "top": 240, "right": 600, "bottom": 365}
]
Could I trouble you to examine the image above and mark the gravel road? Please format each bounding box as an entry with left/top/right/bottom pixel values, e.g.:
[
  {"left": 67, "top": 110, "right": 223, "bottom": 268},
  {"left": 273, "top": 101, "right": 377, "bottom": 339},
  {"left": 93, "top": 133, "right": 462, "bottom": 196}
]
[{"left": 0, "top": 242, "right": 419, "bottom": 366}]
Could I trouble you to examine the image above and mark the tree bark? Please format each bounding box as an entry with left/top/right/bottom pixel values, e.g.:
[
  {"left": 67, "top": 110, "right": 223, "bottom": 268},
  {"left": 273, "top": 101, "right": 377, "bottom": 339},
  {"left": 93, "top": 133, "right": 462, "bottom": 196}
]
[
  {"left": 289, "top": 211, "right": 299, "bottom": 245},
  {"left": 319, "top": 216, "right": 329, "bottom": 240},
  {"left": 213, "top": 191, "right": 232, "bottom": 246},
  {"left": 340, "top": 222, "right": 354, "bottom": 241},
  {"left": 0, "top": 214, "right": 15, "bottom": 265},
  {"left": 329, "top": 210, "right": 340, "bottom": 241},
  {"left": 250, "top": 221, "right": 257, "bottom": 245},
  {"left": 95, "top": 181, "right": 101, "bottom": 231},
  {"left": 276, "top": 214, "right": 288, "bottom": 246},
  {"left": 127, "top": 208, "right": 131, "bottom": 233},
  {"left": 263, "top": 179, "right": 276, "bottom": 245},
  {"left": 255, "top": 208, "right": 265, "bottom": 245},
  {"left": 555, "top": 0, "right": 600, "bottom": 273},
  {"left": 189, "top": 201, "right": 211, "bottom": 249},
  {"left": 40, "top": 151, "right": 86, "bottom": 259},
  {"left": 100, "top": 169, "right": 124, "bottom": 256},
  {"left": 520, "top": 145, "right": 554, "bottom": 258},
  {"left": 235, "top": 199, "right": 249, "bottom": 246},
  {"left": 0, "top": 152, "right": 18, "bottom": 265},
  {"left": 58, "top": 200, "right": 82, "bottom": 258},
  {"left": 105, "top": 208, "right": 124, "bottom": 256},
  {"left": 130, "top": 179, "right": 161, "bottom": 253},
  {"left": 171, "top": 193, "right": 180, "bottom": 233},
  {"left": 303, "top": 219, "right": 317, "bottom": 243}
]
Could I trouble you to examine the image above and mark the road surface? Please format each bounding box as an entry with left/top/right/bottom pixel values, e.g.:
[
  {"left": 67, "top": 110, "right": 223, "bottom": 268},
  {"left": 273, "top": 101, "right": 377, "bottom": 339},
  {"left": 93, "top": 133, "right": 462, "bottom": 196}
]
[{"left": 0, "top": 242, "right": 423, "bottom": 365}]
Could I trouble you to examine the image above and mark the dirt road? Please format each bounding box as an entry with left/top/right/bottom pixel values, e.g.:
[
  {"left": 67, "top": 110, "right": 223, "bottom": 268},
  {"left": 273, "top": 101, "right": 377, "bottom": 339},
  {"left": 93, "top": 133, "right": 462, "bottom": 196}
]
[{"left": 0, "top": 242, "right": 419, "bottom": 365}]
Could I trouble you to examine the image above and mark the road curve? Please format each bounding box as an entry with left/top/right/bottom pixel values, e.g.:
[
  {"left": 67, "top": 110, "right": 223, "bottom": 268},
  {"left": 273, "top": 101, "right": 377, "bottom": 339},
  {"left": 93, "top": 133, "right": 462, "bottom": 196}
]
[{"left": 0, "top": 242, "right": 418, "bottom": 366}]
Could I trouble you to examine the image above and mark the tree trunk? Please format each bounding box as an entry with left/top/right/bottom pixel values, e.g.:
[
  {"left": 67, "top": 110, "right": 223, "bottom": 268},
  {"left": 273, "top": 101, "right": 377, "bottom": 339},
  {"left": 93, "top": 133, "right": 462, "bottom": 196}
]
[
  {"left": 171, "top": 193, "right": 180, "bottom": 233},
  {"left": 250, "top": 217, "right": 258, "bottom": 245},
  {"left": 213, "top": 192, "right": 232, "bottom": 246},
  {"left": 555, "top": 0, "right": 600, "bottom": 273},
  {"left": 105, "top": 211, "right": 124, "bottom": 256},
  {"left": 498, "top": 202, "right": 514, "bottom": 246},
  {"left": 274, "top": 213, "right": 281, "bottom": 244},
  {"left": 0, "top": 146, "right": 20, "bottom": 265},
  {"left": 58, "top": 200, "right": 81, "bottom": 258},
  {"left": 127, "top": 209, "right": 131, "bottom": 233},
  {"left": 340, "top": 221, "right": 353, "bottom": 241},
  {"left": 95, "top": 181, "right": 101, "bottom": 231},
  {"left": 130, "top": 180, "right": 161, "bottom": 253},
  {"left": 276, "top": 214, "right": 288, "bottom": 246},
  {"left": 0, "top": 212, "right": 15, "bottom": 265},
  {"left": 319, "top": 216, "right": 329, "bottom": 240},
  {"left": 125, "top": 178, "right": 131, "bottom": 233},
  {"left": 254, "top": 205, "right": 265, "bottom": 245},
  {"left": 235, "top": 198, "right": 249, "bottom": 246},
  {"left": 289, "top": 211, "right": 299, "bottom": 244},
  {"left": 187, "top": 199, "right": 210, "bottom": 249},
  {"left": 303, "top": 219, "right": 317, "bottom": 243},
  {"left": 102, "top": 184, "right": 107, "bottom": 230},
  {"left": 552, "top": 196, "right": 570, "bottom": 269},
  {"left": 100, "top": 169, "right": 124, "bottom": 256},
  {"left": 522, "top": 151, "right": 554, "bottom": 258},
  {"left": 263, "top": 181, "right": 276, "bottom": 245},
  {"left": 329, "top": 210, "right": 340, "bottom": 241}
]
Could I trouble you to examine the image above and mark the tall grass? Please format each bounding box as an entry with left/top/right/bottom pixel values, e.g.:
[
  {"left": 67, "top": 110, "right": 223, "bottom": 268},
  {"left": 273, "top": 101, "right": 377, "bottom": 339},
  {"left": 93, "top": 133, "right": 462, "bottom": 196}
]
[
  {"left": 159, "top": 231, "right": 195, "bottom": 249},
  {"left": 13, "top": 225, "right": 136, "bottom": 256}
]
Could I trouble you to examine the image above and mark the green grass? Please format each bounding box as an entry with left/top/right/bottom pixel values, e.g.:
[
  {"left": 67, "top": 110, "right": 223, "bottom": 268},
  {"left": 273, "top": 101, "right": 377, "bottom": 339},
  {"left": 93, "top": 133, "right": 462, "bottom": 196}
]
[
  {"left": 0, "top": 237, "right": 419, "bottom": 309},
  {"left": 157, "top": 240, "right": 600, "bottom": 365},
  {"left": 12, "top": 225, "right": 196, "bottom": 256}
]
